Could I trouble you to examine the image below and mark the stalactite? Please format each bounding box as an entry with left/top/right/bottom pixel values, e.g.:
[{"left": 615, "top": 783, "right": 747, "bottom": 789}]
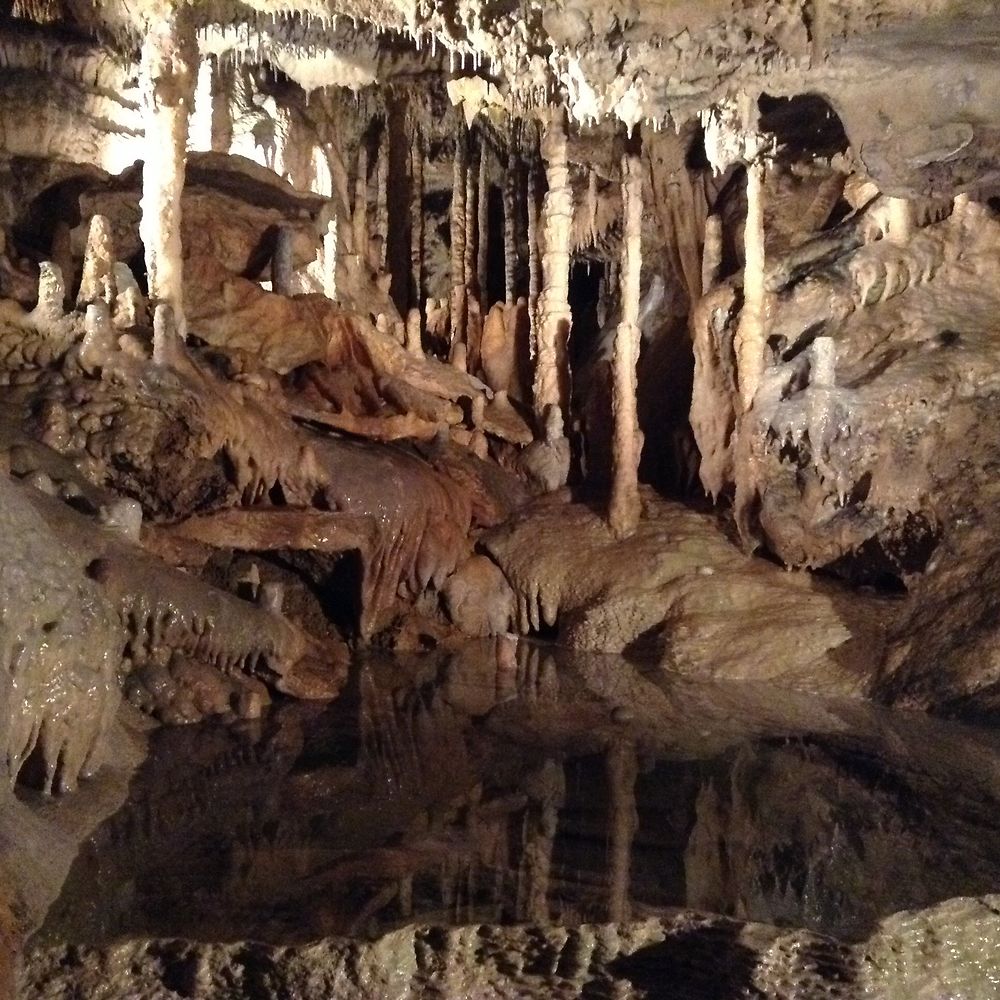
[
  {"left": 139, "top": 4, "right": 197, "bottom": 334},
  {"left": 76, "top": 215, "right": 116, "bottom": 310},
  {"left": 409, "top": 121, "right": 424, "bottom": 328},
  {"left": 271, "top": 225, "right": 294, "bottom": 296},
  {"left": 532, "top": 107, "right": 573, "bottom": 432},
  {"left": 189, "top": 57, "right": 213, "bottom": 152},
  {"left": 353, "top": 141, "right": 369, "bottom": 268},
  {"left": 606, "top": 740, "right": 638, "bottom": 923},
  {"left": 478, "top": 140, "right": 489, "bottom": 310},
  {"left": 585, "top": 167, "right": 598, "bottom": 247},
  {"left": 450, "top": 127, "right": 468, "bottom": 351},
  {"left": 701, "top": 214, "right": 723, "bottom": 293},
  {"left": 375, "top": 124, "right": 389, "bottom": 270},
  {"left": 735, "top": 159, "right": 767, "bottom": 411},
  {"left": 609, "top": 151, "right": 644, "bottom": 539},
  {"left": 504, "top": 136, "right": 518, "bottom": 306}
]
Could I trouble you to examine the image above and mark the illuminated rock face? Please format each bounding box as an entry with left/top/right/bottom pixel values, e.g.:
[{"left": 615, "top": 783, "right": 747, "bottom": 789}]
[{"left": 6, "top": 1, "right": 1000, "bottom": 997}]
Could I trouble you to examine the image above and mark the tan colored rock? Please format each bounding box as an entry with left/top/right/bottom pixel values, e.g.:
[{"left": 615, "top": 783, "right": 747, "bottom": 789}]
[{"left": 443, "top": 555, "right": 515, "bottom": 637}]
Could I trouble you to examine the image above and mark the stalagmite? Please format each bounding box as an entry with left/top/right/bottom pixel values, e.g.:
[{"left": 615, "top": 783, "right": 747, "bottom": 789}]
[
  {"left": 504, "top": 138, "right": 517, "bottom": 306},
  {"left": 405, "top": 307, "right": 422, "bottom": 355},
  {"left": 323, "top": 219, "right": 338, "bottom": 300},
  {"left": 702, "top": 214, "right": 723, "bottom": 293},
  {"left": 271, "top": 225, "right": 294, "bottom": 296},
  {"left": 353, "top": 142, "right": 369, "bottom": 267},
  {"left": 76, "top": 215, "right": 116, "bottom": 309},
  {"left": 80, "top": 302, "right": 114, "bottom": 375},
  {"left": 533, "top": 108, "right": 573, "bottom": 437},
  {"left": 608, "top": 151, "right": 644, "bottom": 539},
  {"left": 32, "top": 262, "right": 65, "bottom": 327},
  {"left": 735, "top": 158, "right": 767, "bottom": 411},
  {"left": 152, "top": 302, "right": 185, "bottom": 367},
  {"left": 478, "top": 141, "right": 489, "bottom": 309},
  {"left": 139, "top": 5, "right": 197, "bottom": 335},
  {"left": 450, "top": 128, "right": 468, "bottom": 350},
  {"left": 887, "top": 196, "right": 915, "bottom": 244},
  {"left": 606, "top": 740, "right": 638, "bottom": 923}
]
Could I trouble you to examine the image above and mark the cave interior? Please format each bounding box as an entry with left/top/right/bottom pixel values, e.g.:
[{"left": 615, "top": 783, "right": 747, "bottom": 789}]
[{"left": 6, "top": 1, "right": 1000, "bottom": 997}]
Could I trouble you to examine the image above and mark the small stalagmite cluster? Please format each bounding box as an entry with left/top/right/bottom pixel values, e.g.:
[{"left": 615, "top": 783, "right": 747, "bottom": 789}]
[{"left": 5, "top": 0, "right": 1000, "bottom": 997}]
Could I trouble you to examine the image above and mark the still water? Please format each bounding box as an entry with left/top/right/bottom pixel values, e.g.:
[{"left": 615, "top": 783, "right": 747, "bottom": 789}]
[{"left": 39, "top": 638, "right": 1000, "bottom": 947}]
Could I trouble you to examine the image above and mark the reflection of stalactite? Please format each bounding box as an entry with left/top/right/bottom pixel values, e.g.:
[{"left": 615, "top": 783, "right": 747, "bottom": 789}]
[
  {"left": 450, "top": 128, "right": 468, "bottom": 350},
  {"left": 515, "top": 758, "right": 565, "bottom": 924},
  {"left": 607, "top": 740, "right": 639, "bottom": 922},
  {"left": 533, "top": 108, "right": 573, "bottom": 424},
  {"left": 609, "top": 151, "right": 644, "bottom": 539}
]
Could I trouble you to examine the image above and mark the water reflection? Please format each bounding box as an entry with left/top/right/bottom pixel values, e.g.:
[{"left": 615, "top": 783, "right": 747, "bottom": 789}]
[{"left": 39, "top": 638, "right": 1000, "bottom": 947}]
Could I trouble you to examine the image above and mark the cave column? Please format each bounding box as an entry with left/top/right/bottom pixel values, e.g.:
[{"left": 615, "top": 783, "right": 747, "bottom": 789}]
[
  {"left": 450, "top": 126, "right": 468, "bottom": 354},
  {"left": 609, "top": 150, "right": 644, "bottom": 539},
  {"left": 504, "top": 128, "right": 518, "bottom": 306},
  {"left": 478, "top": 139, "right": 490, "bottom": 311},
  {"left": 532, "top": 107, "right": 573, "bottom": 432},
  {"left": 353, "top": 142, "right": 369, "bottom": 268},
  {"left": 607, "top": 740, "right": 639, "bottom": 923},
  {"left": 138, "top": 4, "right": 197, "bottom": 335},
  {"left": 734, "top": 147, "right": 769, "bottom": 411}
]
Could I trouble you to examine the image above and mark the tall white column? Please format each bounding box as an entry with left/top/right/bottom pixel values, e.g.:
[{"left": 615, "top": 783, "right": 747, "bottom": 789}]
[
  {"left": 609, "top": 152, "right": 644, "bottom": 539},
  {"left": 139, "top": 5, "right": 197, "bottom": 335}
]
